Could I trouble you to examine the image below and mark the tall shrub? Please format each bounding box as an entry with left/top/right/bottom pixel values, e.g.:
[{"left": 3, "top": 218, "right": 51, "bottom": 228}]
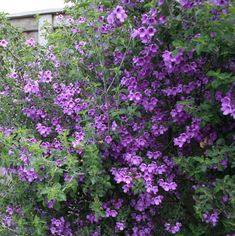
[{"left": 0, "top": 0, "right": 234, "bottom": 235}]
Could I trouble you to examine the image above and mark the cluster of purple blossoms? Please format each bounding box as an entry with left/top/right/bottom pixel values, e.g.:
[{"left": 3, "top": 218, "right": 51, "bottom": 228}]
[
  {"left": 1, "top": 215, "right": 13, "bottom": 227},
  {"left": 113, "top": 50, "right": 124, "bottom": 64},
  {"left": 120, "top": 0, "right": 141, "bottom": 5},
  {"left": 203, "top": 210, "right": 219, "bottom": 226},
  {"left": 162, "top": 50, "right": 185, "bottom": 73},
  {"left": 50, "top": 217, "right": 73, "bottom": 236},
  {"left": 128, "top": 91, "right": 142, "bottom": 103},
  {"left": 131, "top": 225, "right": 153, "bottom": 236},
  {"left": 132, "top": 26, "right": 156, "bottom": 44},
  {"left": 178, "top": 0, "right": 206, "bottom": 9},
  {"left": 36, "top": 123, "right": 52, "bottom": 137},
  {"left": 24, "top": 38, "right": 36, "bottom": 47},
  {"left": 142, "top": 96, "right": 158, "bottom": 112},
  {"left": 164, "top": 222, "right": 182, "bottom": 234},
  {"left": 55, "top": 14, "right": 64, "bottom": 23},
  {"left": 75, "top": 41, "right": 86, "bottom": 55},
  {"left": 124, "top": 153, "right": 143, "bottom": 166},
  {"left": 1, "top": 207, "right": 13, "bottom": 227},
  {"left": 24, "top": 80, "right": 40, "bottom": 94},
  {"left": 151, "top": 124, "right": 168, "bottom": 137},
  {"left": 212, "top": 0, "right": 229, "bottom": 6},
  {"left": 14, "top": 149, "right": 39, "bottom": 183},
  {"left": 20, "top": 153, "right": 30, "bottom": 166},
  {"left": 222, "top": 195, "right": 230, "bottom": 203},
  {"left": 158, "top": 179, "right": 177, "bottom": 192},
  {"left": 18, "top": 166, "right": 38, "bottom": 182},
  {"left": 0, "top": 127, "right": 13, "bottom": 136},
  {"left": 0, "top": 39, "right": 8, "bottom": 47},
  {"left": 94, "top": 114, "right": 108, "bottom": 134},
  {"left": 23, "top": 106, "right": 47, "bottom": 120},
  {"left": 0, "top": 206, "right": 20, "bottom": 230},
  {"left": 162, "top": 81, "right": 201, "bottom": 96},
  {"left": 141, "top": 9, "right": 158, "bottom": 25},
  {"left": 148, "top": 195, "right": 163, "bottom": 206},
  {"left": 105, "top": 208, "right": 118, "bottom": 218},
  {"left": 111, "top": 168, "right": 132, "bottom": 185},
  {"left": 65, "top": 16, "right": 75, "bottom": 26},
  {"left": 147, "top": 151, "right": 162, "bottom": 160},
  {"left": 53, "top": 83, "right": 88, "bottom": 116},
  {"left": 72, "top": 131, "right": 85, "bottom": 148},
  {"left": 140, "top": 43, "right": 159, "bottom": 57},
  {"left": 39, "top": 70, "right": 53, "bottom": 83},
  {"left": 174, "top": 118, "right": 201, "bottom": 148},
  {"left": 0, "top": 86, "right": 10, "bottom": 96},
  {"left": 107, "top": 5, "right": 128, "bottom": 25},
  {"left": 171, "top": 104, "right": 190, "bottom": 123},
  {"left": 86, "top": 213, "right": 100, "bottom": 224},
  {"left": 102, "top": 199, "right": 123, "bottom": 216},
  {"left": 221, "top": 95, "right": 235, "bottom": 119},
  {"left": 46, "top": 47, "right": 59, "bottom": 65}
]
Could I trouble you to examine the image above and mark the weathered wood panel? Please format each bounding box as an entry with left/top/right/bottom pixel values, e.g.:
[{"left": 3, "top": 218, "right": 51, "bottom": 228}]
[
  {"left": 8, "top": 8, "right": 64, "bottom": 44},
  {"left": 10, "top": 17, "right": 38, "bottom": 31}
]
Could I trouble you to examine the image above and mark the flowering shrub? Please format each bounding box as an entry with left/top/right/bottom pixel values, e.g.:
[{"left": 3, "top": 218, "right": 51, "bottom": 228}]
[{"left": 0, "top": 0, "right": 235, "bottom": 235}]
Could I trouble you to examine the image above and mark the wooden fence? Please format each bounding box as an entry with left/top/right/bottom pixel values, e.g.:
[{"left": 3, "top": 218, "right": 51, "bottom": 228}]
[{"left": 8, "top": 8, "right": 63, "bottom": 45}]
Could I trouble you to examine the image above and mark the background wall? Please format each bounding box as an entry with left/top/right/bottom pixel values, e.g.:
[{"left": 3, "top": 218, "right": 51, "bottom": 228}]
[
  {"left": 8, "top": 9, "right": 64, "bottom": 45},
  {"left": 0, "top": 0, "right": 65, "bottom": 14}
]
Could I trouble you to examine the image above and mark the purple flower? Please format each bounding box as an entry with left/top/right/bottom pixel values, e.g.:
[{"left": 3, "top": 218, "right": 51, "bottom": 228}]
[
  {"left": 64, "top": 172, "right": 73, "bottom": 182},
  {"left": 39, "top": 70, "right": 53, "bottom": 83},
  {"left": 203, "top": 210, "right": 219, "bottom": 226},
  {"left": 124, "top": 153, "right": 143, "bottom": 166},
  {"left": 18, "top": 166, "right": 38, "bottom": 182},
  {"left": 2, "top": 216, "right": 13, "bottom": 227},
  {"left": 113, "top": 50, "right": 124, "bottom": 64},
  {"left": 25, "top": 38, "right": 36, "bottom": 47},
  {"left": 8, "top": 72, "right": 18, "bottom": 79},
  {"left": 165, "top": 222, "right": 182, "bottom": 234},
  {"left": 36, "top": 123, "right": 52, "bottom": 137},
  {"left": 50, "top": 217, "right": 72, "bottom": 236},
  {"left": 107, "top": 6, "right": 127, "bottom": 25},
  {"left": 0, "top": 39, "right": 9, "bottom": 48},
  {"left": 147, "top": 26, "right": 156, "bottom": 37},
  {"left": 47, "top": 199, "right": 56, "bottom": 209},
  {"left": 152, "top": 195, "right": 164, "bottom": 206},
  {"left": 72, "top": 131, "right": 85, "bottom": 147},
  {"left": 159, "top": 0, "right": 165, "bottom": 6},
  {"left": 158, "top": 179, "right": 177, "bottom": 192},
  {"left": 134, "top": 26, "right": 156, "bottom": 44},
  {"left": 221, "top": 96, "right": 235, "bottom": 119},
  {"left": 86, "top": 213, "right": 99, "bottom": 223},
  {"left": 116, "top": 222, "right": 125, "bottom": 231},
  {"left": 105, "top": 135, "right": 112, "bottom": 144},
  {"left": 114, "top": 6, "right": 127, "bottom": 23},
  {"left": 174, "top": 118, "right": 201, "bottom": 148},
  {"left": 6, "top": 206, "right": 14, "bottom": 216},
  {"left": 111, "top": 121, "right": 118, "bottom": 131},
  {"left": 24, "top": 80, "right": 40, "bottom": 94},
  {"left": 105, "top": 208, "right": 118, "bottom": 218},
  {"left": 212, "top": 0, "right": 229, "bottom": 6},
  {"left": 222, "top": 195, "right": 229, "bottom": 203}
]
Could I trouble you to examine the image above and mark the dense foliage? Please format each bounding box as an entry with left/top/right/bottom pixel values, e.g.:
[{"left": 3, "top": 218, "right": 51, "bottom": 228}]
[{"left": 0, "top": 0, "right": 235, "bottom": 235}]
